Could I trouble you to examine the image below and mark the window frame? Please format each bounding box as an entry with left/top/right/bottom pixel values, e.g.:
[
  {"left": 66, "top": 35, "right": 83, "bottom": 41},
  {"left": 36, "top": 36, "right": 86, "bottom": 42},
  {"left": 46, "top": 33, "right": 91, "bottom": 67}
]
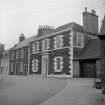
[
  {"left": 73, "top": 32, "right": 84, "bottom": 48},
  {"left": 32, "top": 59, "right": 38, "bottom": 72},
  {"left": 10, "top": 62, "right": 14, "bottom": 72},
  {"left": 77, "top": 32, "right": 84, "bottom": 48},
  {"left": 54, "top": 35, "right": 63, "bottom": 49},
  {"left": 32, "top": 42, "right": 39, "bottom": 53},
  {"left": 42, "top": 38, "right": 49, "bottom": 51},
  {"left": 11, "top": 51, "right": 14, "bottom": 60},
  {"left": 19, "top": 61, "right": 24, "bottom": 72},
  {"left": 20, "top": 49, "right": 24, "bottom": 59},
  {"left": 16, "top": 50, "right": 19, "bottom": 60},
  {"left": 53, "top": 56, "right": 63, "bottom": 72}
]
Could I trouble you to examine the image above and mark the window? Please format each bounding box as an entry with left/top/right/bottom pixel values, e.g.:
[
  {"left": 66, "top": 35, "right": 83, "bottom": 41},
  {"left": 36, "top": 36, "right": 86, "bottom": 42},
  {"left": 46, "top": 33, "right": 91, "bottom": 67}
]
[
  {"left": 54, "top": 56, "right": 63, "bottom": 72},
  {"left": 54, "top": 35, "right": 63, "bottom": 49},
  {"left": 10, "top": 62, "right": 14, "bottom": 72},
  {"left": 77, "top": 33, "right": 84, "bottom": 48},
  {"left": 42, "top": 39, "right": 49, "bottom": 51},
  {"left": 19, "top": 62, "right": 23, "bottom": 72},
  {"left": 32, "top": 42, "right": 39, "bottom": 53},
  {"left": 32, "top": 59, "right": 38, "bottom": 72},
  {"left": 16, "top": 50, "right": 19, "bottom": 59},
  {"left": 73, "top": 33, "right": 77, "bottom": 47},
  {"left": 20, "top": 49, "right": 24, "bottom": 59},
  {"left": 11, "top": 51, "right": 14, "bottom": 60},
  {"left": 73, "top": 32, "right": 84, "bottom": 48}
]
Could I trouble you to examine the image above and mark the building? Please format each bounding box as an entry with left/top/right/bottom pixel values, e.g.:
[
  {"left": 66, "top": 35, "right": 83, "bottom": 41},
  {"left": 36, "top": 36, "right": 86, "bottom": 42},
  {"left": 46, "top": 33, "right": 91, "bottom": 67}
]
[
  {"left": 29, "top": 8, "right": 99, "bottom": 78},
  {"left": 98, "top": 15, "right": 105, "bottom": 93},
  {"left": 0, "top": 50, "right": 10, "bottom": 77},
  {"left": 9, "top": 34, "right": 35, "bottom": 75},
  {"left": 0, "top": 43, "right": 5, "bottom": 75},
  {"left": 9, "top": 8, "right": 100, "bottom": 78}
]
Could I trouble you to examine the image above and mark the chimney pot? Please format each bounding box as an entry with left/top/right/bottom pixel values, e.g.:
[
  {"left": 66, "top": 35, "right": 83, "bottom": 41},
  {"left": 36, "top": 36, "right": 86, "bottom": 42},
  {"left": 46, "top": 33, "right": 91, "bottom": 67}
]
[{"left": 85, "top": 7, "right": 87, "bottom": 12}]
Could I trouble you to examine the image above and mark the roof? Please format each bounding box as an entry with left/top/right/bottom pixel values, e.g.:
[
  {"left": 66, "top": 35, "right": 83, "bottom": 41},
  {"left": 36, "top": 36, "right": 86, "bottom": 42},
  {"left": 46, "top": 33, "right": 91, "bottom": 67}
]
[
  {"left": 12, "top": 22, "right": 84, "bottom": 50},
  {"left": 34, "top": 22, "right": 84, "bottom": 41},
  {"left": 13, "top": 35, "right": 36, "bottom": 50},
  {"left": 100, "top": 15, "right": 105, "bottom": 35},
  {"left": 77, "top": 39, "right": 100, "bottom": 60}
]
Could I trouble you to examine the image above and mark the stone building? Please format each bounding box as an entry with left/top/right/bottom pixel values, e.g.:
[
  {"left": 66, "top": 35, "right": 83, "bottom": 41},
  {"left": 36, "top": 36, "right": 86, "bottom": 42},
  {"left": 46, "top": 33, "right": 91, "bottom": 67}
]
[{"left": 9, "top": 8, "right": 101, "bottom": 78}]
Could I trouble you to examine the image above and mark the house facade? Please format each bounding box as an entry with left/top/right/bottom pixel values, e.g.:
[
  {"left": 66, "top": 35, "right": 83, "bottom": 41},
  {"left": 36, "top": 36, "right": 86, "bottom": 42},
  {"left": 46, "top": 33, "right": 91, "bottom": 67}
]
[
  {"left": 9, "top": 8, "right": 101, "bottom": 78},
  {"left": 0, "top": 50, "right": 10, "bottom": 76},
  {"left": 9, "top": 34, "right": 35, "bottom": 76}
]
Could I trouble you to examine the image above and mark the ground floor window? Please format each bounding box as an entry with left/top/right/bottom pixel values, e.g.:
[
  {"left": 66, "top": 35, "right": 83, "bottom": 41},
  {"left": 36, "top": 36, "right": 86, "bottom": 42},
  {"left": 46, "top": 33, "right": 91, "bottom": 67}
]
[
  {"left": 20, "top": 62, "right": 23, "bottom": 72},
  {"left": 54, "top": 56, "right": 63, "bottom": 72},
  {"left": 32, "top": 59, "right": 38, "bottom": 72},
  {"left": 10, "top": 62, "right": 14, "bottom": 72}
]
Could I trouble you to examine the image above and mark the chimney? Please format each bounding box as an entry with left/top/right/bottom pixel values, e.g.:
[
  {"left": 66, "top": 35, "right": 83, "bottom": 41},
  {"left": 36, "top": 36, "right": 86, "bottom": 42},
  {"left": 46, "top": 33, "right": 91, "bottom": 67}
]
[
  {"left": 19, "top": 34, "right": 25, "bottom": 42},
  {"left": 37, "top": 25, "right": 54, "bottom": 37},
  {"left": 83, "top": 7, "right": 98, "bottom": 34}
]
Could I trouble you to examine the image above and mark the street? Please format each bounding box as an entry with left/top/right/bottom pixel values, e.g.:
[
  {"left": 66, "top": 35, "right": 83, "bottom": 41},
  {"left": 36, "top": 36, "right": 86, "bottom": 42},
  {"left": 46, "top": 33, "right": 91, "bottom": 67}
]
[{"left": 0, "top": 76, "right": 105, "bottom": 105}]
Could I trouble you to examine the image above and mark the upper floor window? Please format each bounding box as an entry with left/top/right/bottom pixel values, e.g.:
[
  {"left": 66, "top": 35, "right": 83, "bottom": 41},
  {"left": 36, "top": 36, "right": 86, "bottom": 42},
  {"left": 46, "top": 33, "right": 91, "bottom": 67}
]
[
  {"left": 11, "top": 51, "right": 14, "bottom": 60},
  {"left": 53, "top": 56, "right": 63, "bottom": 72},
  {"left": 20, "top": 49, "right": 24, "bottom": 59},
  {"left": 32, "top": 59, "right": 38, "bottom": 72},
  {"left": 54, "top": 35, "right": 63, "bottom": 49},
  {"left": 42, "top": 39, "right": 49, "bottom": 51},
  {"left": 16, "top": 50, "right": 19, "bottom": 59},
  {"left": 77, "top": 33, "right": 84, "bottom": 48},
  {"left": 73, "top": 32, "right": 84, "bottom": 48},
  {"left": 32, "top": 42, "right": 39, "bottom": 53}
]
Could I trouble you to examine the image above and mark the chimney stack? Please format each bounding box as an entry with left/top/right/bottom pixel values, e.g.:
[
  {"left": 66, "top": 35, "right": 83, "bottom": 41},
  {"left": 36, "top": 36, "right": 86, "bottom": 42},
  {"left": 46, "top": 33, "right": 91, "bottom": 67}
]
[
  {"left": 37, "top": 25, "right": 54, "bottom": 37},
  {"left": 19, "top": 34, "right": 25, "bottom": 42},
  {"left": 83, "top": 7, "right": 98, "bottom": 34}
]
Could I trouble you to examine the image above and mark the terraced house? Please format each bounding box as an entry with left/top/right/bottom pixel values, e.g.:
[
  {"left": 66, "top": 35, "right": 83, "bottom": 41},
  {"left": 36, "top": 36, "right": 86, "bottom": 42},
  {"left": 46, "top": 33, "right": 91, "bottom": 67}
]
[
  {"left": 9, "top": 8, "right": 100, "bottom": 78},
  {"left": 9, "top": 34, "right": 35, "bottom": 75}
]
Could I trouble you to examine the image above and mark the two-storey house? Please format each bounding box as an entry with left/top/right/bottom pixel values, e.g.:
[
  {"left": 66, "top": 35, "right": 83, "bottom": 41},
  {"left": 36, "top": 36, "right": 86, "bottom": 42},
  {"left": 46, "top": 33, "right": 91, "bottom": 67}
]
[{"left": 9, "top": 34, "right": 35, "bottom": 75}]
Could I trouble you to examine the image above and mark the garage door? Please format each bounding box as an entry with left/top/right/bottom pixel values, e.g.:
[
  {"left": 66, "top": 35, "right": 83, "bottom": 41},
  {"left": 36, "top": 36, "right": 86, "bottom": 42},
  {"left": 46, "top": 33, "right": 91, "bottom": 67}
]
[{"left": 80, "top": 60, "right": 96, "bottom": 78}]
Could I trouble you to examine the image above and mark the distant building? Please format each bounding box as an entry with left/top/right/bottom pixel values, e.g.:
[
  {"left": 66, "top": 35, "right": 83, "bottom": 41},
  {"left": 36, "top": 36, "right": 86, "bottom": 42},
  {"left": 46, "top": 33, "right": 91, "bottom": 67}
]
[
  {"left": 9, "top": 34, "right": 35, "bottom": 75},
  {"left": 0, "top": 50, "right": 10, "bottom": 76},
  {"left": 9, "top": 8, "right": 100, "bottom": 78},
  {"left": 0, "top": 43, "right": 4, "bottom": 75}
]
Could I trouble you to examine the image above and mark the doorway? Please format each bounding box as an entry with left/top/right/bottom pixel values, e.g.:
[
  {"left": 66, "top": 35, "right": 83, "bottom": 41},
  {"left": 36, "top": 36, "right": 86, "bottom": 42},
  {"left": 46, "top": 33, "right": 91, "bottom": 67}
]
[
  {"left": 80, "top": 60, "right": 96, "bottom": 78},
  {"left": 42, "top": 53, "right": 49, "bottom": 76},
  {"left": 24, "top": 64, "right": 28, "bottom": 76}
]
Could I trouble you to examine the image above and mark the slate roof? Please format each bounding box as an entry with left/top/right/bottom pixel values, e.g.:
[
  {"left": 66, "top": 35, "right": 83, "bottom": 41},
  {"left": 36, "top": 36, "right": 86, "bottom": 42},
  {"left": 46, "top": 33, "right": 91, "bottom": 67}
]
[
  {"left": 77, "top": 39, "right": 100, "bottom": 60},
  {"left": 13, "top": 35, "right": 36, "bottom": 50},
  {"left": 12, "top": 22, "right": 84, "bottom": 50},
  {"left": 34, "top": 22, "right": 84, "bottom": 41}
]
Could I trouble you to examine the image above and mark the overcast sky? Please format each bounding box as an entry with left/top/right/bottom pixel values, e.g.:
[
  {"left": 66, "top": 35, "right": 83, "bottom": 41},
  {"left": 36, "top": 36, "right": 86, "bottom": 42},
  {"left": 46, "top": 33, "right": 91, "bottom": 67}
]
[{"left": 0, "top": 0, "right": 105, "bottom": 50}]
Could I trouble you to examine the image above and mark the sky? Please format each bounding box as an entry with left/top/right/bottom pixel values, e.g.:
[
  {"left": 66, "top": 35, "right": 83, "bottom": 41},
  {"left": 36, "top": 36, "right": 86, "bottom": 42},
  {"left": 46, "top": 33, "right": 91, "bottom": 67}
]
[{"left": 0, "top": 0, "right": 105, "bottom": 50}]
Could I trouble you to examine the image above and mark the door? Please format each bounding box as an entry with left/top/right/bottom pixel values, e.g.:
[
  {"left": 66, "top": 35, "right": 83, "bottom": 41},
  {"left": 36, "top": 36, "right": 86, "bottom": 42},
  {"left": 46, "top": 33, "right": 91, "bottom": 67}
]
[
  {"left": 24, "top": 64, "right": 28, "bottom": 76},
  {"left": 42, "top": 53, "right": 49, "bottom": 76},
  {"left": 15, "top": 62, "right": 19, "bottom": 75},
  {"left": 80, "top": 60, "right": 96, "bottom": 78}
]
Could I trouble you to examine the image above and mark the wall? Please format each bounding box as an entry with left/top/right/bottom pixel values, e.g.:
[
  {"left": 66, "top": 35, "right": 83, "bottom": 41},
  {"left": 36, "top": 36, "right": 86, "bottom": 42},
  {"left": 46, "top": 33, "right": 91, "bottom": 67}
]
[{"left": 73, "top": 61, "right": 80, "bottom": 77}]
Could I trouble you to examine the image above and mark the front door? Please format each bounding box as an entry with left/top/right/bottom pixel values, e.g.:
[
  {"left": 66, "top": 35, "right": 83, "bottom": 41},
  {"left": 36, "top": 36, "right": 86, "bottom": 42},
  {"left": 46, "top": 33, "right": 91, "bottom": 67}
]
[
  {"left": 42, "top": 53, "right": 49, "bottom": 76},
  {"left": 15, "top": 62, "right": 19, "bottom": 75},
  {"left": 24, "top": 64, "right": 28, "bottom": 76}
]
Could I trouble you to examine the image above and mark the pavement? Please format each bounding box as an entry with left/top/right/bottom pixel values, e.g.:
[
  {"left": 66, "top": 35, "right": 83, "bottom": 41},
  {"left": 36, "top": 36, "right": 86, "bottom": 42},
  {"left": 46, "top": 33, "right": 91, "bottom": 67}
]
[{"left": 40, "top": 78, "right": 105, "bottom": 105}]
